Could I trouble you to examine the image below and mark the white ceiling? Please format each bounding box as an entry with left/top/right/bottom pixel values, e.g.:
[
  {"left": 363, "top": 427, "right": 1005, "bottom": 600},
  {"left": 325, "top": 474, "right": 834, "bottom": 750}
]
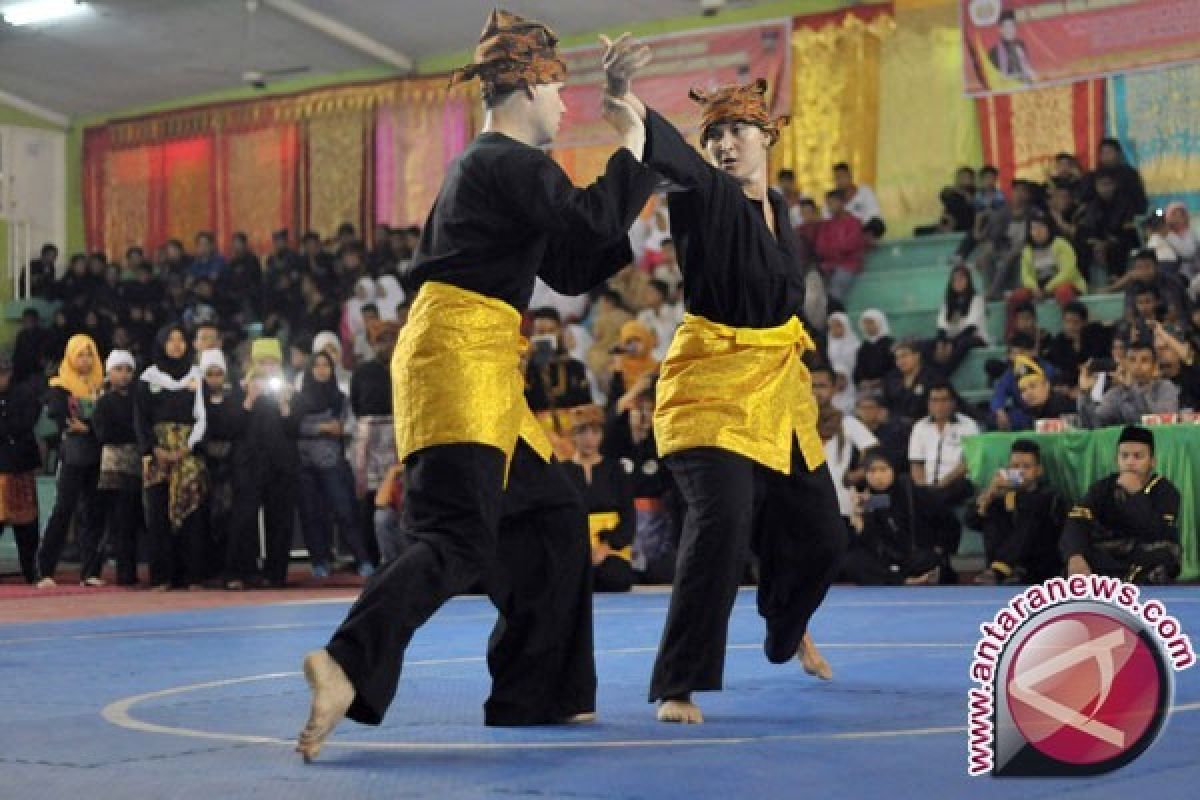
[{"left": 0, "top": 0, "right": 769, "bottom": 119}]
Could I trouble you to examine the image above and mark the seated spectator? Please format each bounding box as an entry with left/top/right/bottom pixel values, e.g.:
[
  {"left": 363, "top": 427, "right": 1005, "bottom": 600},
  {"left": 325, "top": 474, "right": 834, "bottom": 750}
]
[
  {"left": 188, "top": 231, "right": 227, "bottom": 285},
  {"left": 0, "top": 350, "right": 42, "bottom": 584},
  {"left": 966, "top": 439, "right": 1065, "bottom": 585},
  {"left": 974, "top": 179, "right": 1036, "bottom": 301},
  {"left": 1009, "top": 215, "right": 1086, "bottom": 335},
  {"left": 930, "top": 265, "right": 988, "bottom": 377},
  {"left": 1061, "top": 425, "right": 1180, "bottom": 584},
  {"left": 293, "top": 351, "right": 375, "bottom": 579},
  {"left": 219, "top": 231, "right": 263, "bottom": 323},
  {"left": 26, "top": 243, "right": 58, "bottom": 299},
  {"left": 883, "top": 338, "right": 937, "bottom": 425},
  {"left": 854, "top": 390, "right": 911, "bottom": 472},
  {"left": 1081, "top": 138, "right": 1149, "bottom": 216},
  {"left": 585, "top": 289, "right": 633, "bottom": 394},
  {"left": 1047, "top": 177, "right": 1081, "bottom": 243},
  {"left": 908, "top": 381, "right": 979, "bottom": 578},
  {"left": 1050, "top": 153, "right": 1084, "bottom": 199},
  {"left": 636, "top": 280, "right": 682, "bottom": 361},
  {"left": 1045, "top": 301, "right": 1111, "bottom": 389},
  {"left": 825, "top": 312, "right": 860, "bottom": 383},
  {"left": 1078, "top": 339, "right": 1179, "bottom": 427},
  {"left": 812, "top": 366, "right": 878, "bottom": 520},
  {"left": 1144, "top": 210, "right": 1180, "bottom": 273},
  {"left": 774, "top": 167, "right": 805, "bottom": 225},
  {"left": 1164, "top": 202, "right": 1200, "bottom": 287},
  {"left": 952, "top": 165, "right": 1007, "bottom": 265},
  {"left": 832, "top": 162, "right": 886, "bottom": 240},
  {"left": 525, "top": 307, "right": 593, "bottom": 414},
  {"left": 816, "top": 189, "right": 867, "bottom": 305},
  {"left": 1010, "top": 301, "right": 1052, "bottom": 359},
  {"left": 1076, "top": 168, "right": 1140, "bottom": 283},
  {"left": 989, "top": 334, "right": 1058, "bottom": 431},
  {"left": 606, "top": 320, "right": 659, "bottom": 417},
  {"left": 1013, "top": 358, "right": 1075, "bottom": 428},
  {"left": 1110, "top": 250, "right": 1188, "bottom": 329},
  {"left": 916, "top": 166, "right": 976, "bottom": 236},
  {"left": 854, "top": 309, "right": 895, "bottom": 390},
  {"left": 1152, "top": 321, "right": 1200, "bottom": 408},
  {"left": 842, "top": 449, "right": 942, "bottom": 586},
  {"left": 603, "top": 385, "right": 678, "bottom": 585},
  {"left": 795, "top": 197, "right": 822, "bottom": 255},
  {"left": 564, "top": 405, "right": 634, "bottom": 593}
]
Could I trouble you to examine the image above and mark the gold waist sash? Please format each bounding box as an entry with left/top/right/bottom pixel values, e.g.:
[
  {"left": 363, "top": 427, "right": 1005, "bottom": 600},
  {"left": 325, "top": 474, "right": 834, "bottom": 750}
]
[
  {"left": 653, "top": 313, "right": 825, "bottom": 474},
  {"left": 392, "top": 281, "right": 553, "bottom": 472},
  {"left": 588, "top": 511, "right": 631, "bottom": 562}
]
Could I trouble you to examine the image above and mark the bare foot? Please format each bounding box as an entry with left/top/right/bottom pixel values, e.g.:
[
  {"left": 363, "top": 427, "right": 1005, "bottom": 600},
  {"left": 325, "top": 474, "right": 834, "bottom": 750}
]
[
  {"left": 296, "top": 649, "right": 355, "bottom": 763},
  {"left": 798, "top": 632, "right": 833, "bottom": 681},
  {"left": 657, "top": 696, "right": 703, "bottom": 724}
]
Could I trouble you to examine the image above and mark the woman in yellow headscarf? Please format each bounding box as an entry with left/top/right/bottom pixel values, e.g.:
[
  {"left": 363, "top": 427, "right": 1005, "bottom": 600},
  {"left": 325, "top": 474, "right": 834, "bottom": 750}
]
[
  {"left": 35, "top": 334, "right": 106, "bottom": 589},
  {"left": 606, "top": 319, "right": 660, "bottom": 418}
]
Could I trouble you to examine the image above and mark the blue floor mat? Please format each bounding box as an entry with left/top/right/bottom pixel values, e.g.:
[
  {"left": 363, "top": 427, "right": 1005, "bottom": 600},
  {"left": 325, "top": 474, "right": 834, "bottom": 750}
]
[{"left": 1, "top": 585, "right": 1198, "bottom": 799}]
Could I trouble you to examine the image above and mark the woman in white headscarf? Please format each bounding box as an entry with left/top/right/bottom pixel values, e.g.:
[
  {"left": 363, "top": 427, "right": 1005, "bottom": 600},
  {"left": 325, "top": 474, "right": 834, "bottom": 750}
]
[
  {"left": 376, "top": 275, "right": 406, "bottom": 321},
  {"left": 305, "top": 331, "right": 352, "bottom": 395},
  {"left": 343, "top": 277, "right": 379, "bottom": 345},
  {"left": 825, "top": 312, "right": 860, "bottom": 379},
  {"left": 853, "top": 309, "right": 894, "bottom": 390}
]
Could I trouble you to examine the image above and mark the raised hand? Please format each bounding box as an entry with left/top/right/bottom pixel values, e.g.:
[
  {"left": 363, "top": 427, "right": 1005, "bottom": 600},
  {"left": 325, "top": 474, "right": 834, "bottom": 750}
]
[{"left": 600, "top": 32, "right": 652, "bottom": 98}]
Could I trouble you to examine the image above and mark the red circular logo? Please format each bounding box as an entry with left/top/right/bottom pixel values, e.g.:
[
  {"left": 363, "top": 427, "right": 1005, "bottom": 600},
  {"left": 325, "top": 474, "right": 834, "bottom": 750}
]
[{"left": 1005, "top": 611, "right": 1163, "bottom": 766}]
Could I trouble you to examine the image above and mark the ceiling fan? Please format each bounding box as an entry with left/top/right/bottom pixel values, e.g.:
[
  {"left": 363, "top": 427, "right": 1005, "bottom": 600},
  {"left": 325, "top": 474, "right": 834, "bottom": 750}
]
[{"left": 188, "top": 0, "right": 311, "bottom": 89}]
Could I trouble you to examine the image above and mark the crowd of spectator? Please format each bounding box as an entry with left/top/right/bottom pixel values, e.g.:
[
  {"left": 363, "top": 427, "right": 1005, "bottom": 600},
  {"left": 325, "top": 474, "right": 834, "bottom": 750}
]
[{"left": 1, "top": 140, "right": 1195, "bottom": 592}]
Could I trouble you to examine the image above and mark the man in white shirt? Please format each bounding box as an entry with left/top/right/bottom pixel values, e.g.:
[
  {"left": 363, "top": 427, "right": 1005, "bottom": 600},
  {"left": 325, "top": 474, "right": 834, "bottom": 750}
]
[
  {"left": 831, "top": 162, "right": 886, "bottom": 241},
  {"left": 907, "top": 380, "right": 980, "bottom": 577}
]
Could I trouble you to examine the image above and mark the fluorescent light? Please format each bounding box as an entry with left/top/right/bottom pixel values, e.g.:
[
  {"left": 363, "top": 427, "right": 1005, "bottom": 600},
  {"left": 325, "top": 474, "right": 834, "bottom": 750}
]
[{"left": 2, "top": 0, "right": 88, "bottom": 27}]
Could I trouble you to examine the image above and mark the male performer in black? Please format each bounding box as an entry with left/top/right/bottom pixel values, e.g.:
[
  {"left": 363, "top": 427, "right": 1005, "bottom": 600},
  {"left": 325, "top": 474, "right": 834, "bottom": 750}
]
[
  {"left": 298, "top": 10, "right": 656, "bottom": 760},
  {"left": 604, "top": 36, "right": 846, "bottom": 724}
]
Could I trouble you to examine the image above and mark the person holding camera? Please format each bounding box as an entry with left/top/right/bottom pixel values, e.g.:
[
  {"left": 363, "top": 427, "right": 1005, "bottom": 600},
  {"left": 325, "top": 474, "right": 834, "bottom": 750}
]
[
  {"left": 966, "top": 439, "right": 1065, "bottom": 585},
  {"left": 524, "top": 307, "right": 592, "bottom": 414},
  {"left": 233, "top": 337, "right": 300, "bottom": 588},
  {"left": 1061, "top": 425, "right": 1181, "bottom": 584},
  {"left": 842, "top": 449, "right": 941, "bottom": 585},
  {"left": 605, "top": 320, "right": 658, "bottom": 418},
  {"left": 134, "top": 325, "right": 210, "bottom": 590},
  {"left": 1077, "top": 339, "right": 1179, "bottom": 428}
]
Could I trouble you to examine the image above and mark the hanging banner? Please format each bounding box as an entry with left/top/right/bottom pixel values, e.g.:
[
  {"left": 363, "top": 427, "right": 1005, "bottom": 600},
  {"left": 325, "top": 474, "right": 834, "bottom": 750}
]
[
  {"left": 961, "top": 0, "right": 1200, "bottom": 97},
  {"left": 555, "top": 20, "right": 792, "bottom": 152}
]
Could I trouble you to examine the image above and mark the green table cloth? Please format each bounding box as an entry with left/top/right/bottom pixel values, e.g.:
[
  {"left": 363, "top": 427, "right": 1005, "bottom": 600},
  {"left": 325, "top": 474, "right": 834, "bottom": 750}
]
[{"left": 962, "top": 425, "right": 1200, "bottom": 580}]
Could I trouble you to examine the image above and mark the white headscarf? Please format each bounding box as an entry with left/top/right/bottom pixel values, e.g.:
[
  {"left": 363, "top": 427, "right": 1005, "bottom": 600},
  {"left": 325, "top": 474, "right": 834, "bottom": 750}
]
[
  {"left": 858, "top": 309, "right": 892, "bottom": 344},
  {"left": 825, "top": 312, "right": 861, "bottom": 379},
  {"left": 307, "top": 330, "right": 351, "bottom": 394},
  {"left": 105, "top": 350, "right": 135, "bottom": 373},
  {"left": 199, "top": 348, "right": 227, "bottom": 376},
  {"left": 345, "top": 277, "right": 379, "bottom": 339},
  {"left": 377, "top": 276, "right": 406, "bottom": 321}
]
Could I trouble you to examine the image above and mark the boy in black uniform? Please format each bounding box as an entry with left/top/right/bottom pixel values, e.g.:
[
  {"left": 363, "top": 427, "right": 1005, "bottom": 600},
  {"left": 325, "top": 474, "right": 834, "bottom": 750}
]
[
  {"left": 297, "top": 9, "right": 656, "bottom": 761},
  {"left": 967, "top": 439, "right": 1066, "bottom": 585},
  {"left": 1061, "top": 425, "right": 1181, "bottom": 584}
]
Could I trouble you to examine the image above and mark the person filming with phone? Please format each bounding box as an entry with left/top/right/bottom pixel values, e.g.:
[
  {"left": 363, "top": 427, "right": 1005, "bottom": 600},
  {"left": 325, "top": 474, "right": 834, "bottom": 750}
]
[{"left": 966, "top": 439, "right": 1066, "bottom": 585}]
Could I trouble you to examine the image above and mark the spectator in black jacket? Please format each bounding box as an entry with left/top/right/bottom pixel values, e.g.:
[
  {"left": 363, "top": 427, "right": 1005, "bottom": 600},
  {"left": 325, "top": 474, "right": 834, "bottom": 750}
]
[
  {"left": 0, "top": 351, "right": 44, "bottom": 584},
  {"left": 198, "top": 349, "right": 252, "bottom": 589},
  {"left": 11, "top": 308, "right": 47, "bottom": 386},
  {"left": 564, "top": 404, "right": 634, "bottom": 592},
  {"left": 36, "top": 334, "right": 104, "bottom": 588},
  {"left": 92, "top": 350, "right": 143, "bottom": 585}
]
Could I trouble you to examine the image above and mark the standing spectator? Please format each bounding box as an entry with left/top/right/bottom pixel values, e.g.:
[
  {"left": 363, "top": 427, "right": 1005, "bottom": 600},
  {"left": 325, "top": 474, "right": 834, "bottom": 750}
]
[
  {"left": 812, "top": 366, "right": 877, "bottom": 520},
  {"left": 907, "top": 381, "right": 979, "bottom": 578},
  {"left": 189, "top": 232, "right": 227, "bottom": 285},
  {"left": 1077, "top": 340, "right": 1179, "bottom": 427},
  {"left": 854, "top": 309, "right": 894, "bottom": 390},
  {"left": 12, "top": 308, "right": 47, "bottom": 386},
  {"left": 26, "top": 243, "right": 59, "bottom": 298},
  {"left": 197, "top": 348, "right": 252, "bottom": 589},
  {"left": 36, "top": 334, "right": 104, "bottom": 588},
  {"left": 372, "top": 464, "right": 407, "bottom": 565},
  {"left": 1082, "top": 138, "right": 1148, "bottom": 216},
  {"left": 883, "top": 338, "right": 937, "bottom": 424},
  {"left": 815, "top": 189, "right": 867, "bottom": 305},
  {"left": 841, "top": 449, "right": 941, "bottom": 585},
  {"left": 931, "top": 265, "right": 988, "bottom": 377},
  {"left": 1008, "top": 215, "right": 1086, "bottom": 337},
  {"left": 1061, "top": 426, "right": 1180, "bottom": 584},
  {"left": 1077, "top": 169, "right": 1140, "bottom": 283},
  {"left": 0, "top": 350, "right": 42, "bottom": 584},
  {"left": 92, "top": 349, "right": 144, "bottom": 586},
  {"left": 832, "top": 162, "right": 886, "bottom": 240},
  {"left": 234, "top": 338, "right": 301, "bottom": 587},
  {"left": 218, "top": 232, "right": 263, "bottom": 323},
  {"left": 294, "top": 352, "right": 375, "bottom": 579},
  {"left": 1045, "top": 301, "right": 1110, "bottom": 388},
  {"left": 368, "top": 224, "right": 395, "bottom": 276},
  {"left": 564, "top": 404, "right": 634, "bottom": 593},
  {"left": 967, "top": 439, "right": 1065, "bottom": 584},
  {"left": 135, "top": 325, "right": 210, "bottom": 590},
  {"left": 349, "top": 321, "right": 398, "bottom": 568},
  {"left": 975, "top": 179, "right": 1036, "bottom": 301}
]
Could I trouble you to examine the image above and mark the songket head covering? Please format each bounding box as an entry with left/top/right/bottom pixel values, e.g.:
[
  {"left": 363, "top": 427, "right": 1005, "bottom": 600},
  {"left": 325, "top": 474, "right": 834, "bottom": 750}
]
[
  {"left": 689, "top": 78, "right": 789, "bottom": 146},
  {"left": 449, "top": 8, "right": 567, "bottom": 97}
]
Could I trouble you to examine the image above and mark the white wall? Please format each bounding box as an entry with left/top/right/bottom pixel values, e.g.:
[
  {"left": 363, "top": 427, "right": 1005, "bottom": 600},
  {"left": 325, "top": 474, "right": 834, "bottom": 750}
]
[{"left": 1, "top": 124, "right": 68, "bottom": 278}]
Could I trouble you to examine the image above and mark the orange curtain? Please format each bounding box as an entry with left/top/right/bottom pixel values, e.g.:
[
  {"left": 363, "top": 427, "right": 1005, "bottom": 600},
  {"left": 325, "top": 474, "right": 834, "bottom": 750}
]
[{"left": 218, "top": 125, "right": 300, "bottom": 255}]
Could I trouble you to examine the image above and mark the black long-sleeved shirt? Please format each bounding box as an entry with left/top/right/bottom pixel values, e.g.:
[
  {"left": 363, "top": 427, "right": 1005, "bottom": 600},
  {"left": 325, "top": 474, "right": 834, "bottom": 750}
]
[
  {"left": 0, "top": 381, "right": 43, "bottom": 473},
  {"left": 641, "top": 109, "right": 806, "bottom": 328},
  {"left": 350, "top": 360, "right": 391, "bottom": 417},
  {"left": 134, "top": 380, "right": 197, "bottom": 456},
  {"left": 602, "top": 412, "right": 672, "bottom": 500},
  {"left": 563, "top": 457, "right": 636, "bottom": 551},
  {"left": 403, "top": 132, "right": 657, "bottom": 311},
  {"left": 92, "top": 388, "right": 136, "bottom": 446},
  {"left": 47, "top": 386, "right": 99, "bottom": 466},
  {"left": 1063, "top": 472, "right": 1181, "bottom": 554}
]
